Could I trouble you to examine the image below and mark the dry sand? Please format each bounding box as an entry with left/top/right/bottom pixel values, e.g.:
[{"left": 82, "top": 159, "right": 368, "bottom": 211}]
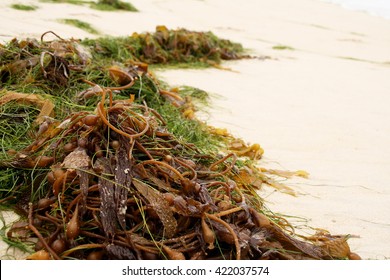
[{"left": 1, "top": 0, "right": 390, "bottom": 259}]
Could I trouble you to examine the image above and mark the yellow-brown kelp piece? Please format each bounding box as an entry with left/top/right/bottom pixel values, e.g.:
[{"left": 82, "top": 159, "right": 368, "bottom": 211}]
[{"left": 0, "top": 90, "right": 54, "bottom": 124}]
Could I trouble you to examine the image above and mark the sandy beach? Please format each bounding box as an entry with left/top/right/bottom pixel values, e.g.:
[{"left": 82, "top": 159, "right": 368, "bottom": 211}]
[{"left": 1, "top": 0, "right": 390, "bottom": 260}]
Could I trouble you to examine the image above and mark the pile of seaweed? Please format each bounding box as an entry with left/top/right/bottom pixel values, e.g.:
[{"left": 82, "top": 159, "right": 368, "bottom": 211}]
[
  {"left": 0, "top": 29, "right": 359, "bottom": 260},
  {"left": 83, "top": 25, "right": 247, "bottom": 66}
]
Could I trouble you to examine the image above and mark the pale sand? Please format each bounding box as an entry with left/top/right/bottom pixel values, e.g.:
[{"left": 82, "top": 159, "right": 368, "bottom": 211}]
[{"left": 1, "top": 0, "right": 390, "bottom": 259}]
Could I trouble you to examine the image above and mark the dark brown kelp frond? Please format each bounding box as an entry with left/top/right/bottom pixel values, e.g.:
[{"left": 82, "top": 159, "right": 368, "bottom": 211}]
[{"left": 132, "top": 179, "right": 177, "bottom": 239}]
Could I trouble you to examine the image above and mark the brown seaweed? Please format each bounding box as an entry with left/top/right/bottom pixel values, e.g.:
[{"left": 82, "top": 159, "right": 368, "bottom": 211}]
[
  {"left": 2, "top": 87, "right": 357, "bottom": 260},
  {"left": 0, "top": 32, "right": 359, "bottom": 260}
]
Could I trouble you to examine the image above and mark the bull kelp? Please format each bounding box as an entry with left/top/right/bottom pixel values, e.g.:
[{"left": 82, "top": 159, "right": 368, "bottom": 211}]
[{"left": 0, "top": 29, "right": 359, "bottom": 260}]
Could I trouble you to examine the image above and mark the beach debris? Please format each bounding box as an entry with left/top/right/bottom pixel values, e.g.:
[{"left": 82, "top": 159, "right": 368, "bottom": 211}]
[
  {"left": 0, "top": 31, "right": 357, "bottom": 260},
  {"left": 1, "top": 89, "right": 356, "bottom": 260},
  {"left": 83, "top": 25, "right": 248, "bottom": 66},
  {"left": 2, "top": 93, "right": 336, "bottom": 260}
]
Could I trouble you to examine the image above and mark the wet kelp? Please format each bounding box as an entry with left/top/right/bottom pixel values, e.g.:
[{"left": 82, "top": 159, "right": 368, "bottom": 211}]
[{"left": 0, "top": 30, "right": 359, "bottom": 260}]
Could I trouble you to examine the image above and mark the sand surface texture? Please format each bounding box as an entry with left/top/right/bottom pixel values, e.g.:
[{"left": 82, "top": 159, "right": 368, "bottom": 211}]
[{"left": 1, "top": 0, "right": 390, "bottom": 259}]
